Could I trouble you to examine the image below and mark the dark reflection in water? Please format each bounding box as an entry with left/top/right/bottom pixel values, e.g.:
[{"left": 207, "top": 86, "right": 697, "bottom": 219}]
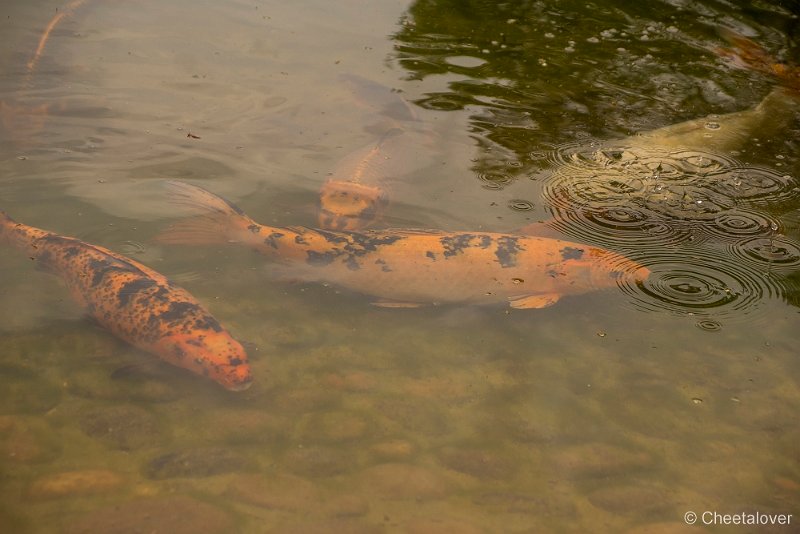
[{"left": 394, "top": 0, "right": 800, "bottom": 317}]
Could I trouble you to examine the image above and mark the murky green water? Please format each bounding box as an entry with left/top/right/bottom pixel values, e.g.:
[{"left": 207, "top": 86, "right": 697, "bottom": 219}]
[{"left": 1, "top": 0, "right": 800, "bottom": 532}]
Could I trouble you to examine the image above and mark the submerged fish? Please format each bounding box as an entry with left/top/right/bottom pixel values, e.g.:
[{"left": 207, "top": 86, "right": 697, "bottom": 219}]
[
  {"left": 0, "top": 211, "right": 252, "bottom": 390},
  {"left": 158, "top": 182, "right": 650, "bottom": 309},
  {"left": 1, "top": 0, "right": 90, "bottom": 145},
  {"left": 621, "top": 30, "right": 800, "bottom": 155},
  {"left": 319, "top": 76, "right": 430, "bottom": 231}
]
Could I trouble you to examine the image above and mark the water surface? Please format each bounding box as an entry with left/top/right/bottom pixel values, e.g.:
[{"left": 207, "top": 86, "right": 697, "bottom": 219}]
[{"left": 1, "top": 0, "right": 799, "bottom": 532}]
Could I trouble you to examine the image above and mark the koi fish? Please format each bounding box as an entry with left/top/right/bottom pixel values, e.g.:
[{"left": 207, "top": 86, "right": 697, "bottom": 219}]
[
  {"left": 0, "top": 211, "right": 252, "bottom": 390},
  {"left": 628, "top": 30, "right": 800, "bottom": 155},
  {"left": 319, "top": 76, "right": 429, "bottom": 231},
  {"left": 2, "top": 0, "right": 89, "bottom": 145},
  {"left": 157, "top": 182, "right": 650, "bottom": 309},
  {"left": 318, "top": 128, "right": 399, "bottom": 231}
]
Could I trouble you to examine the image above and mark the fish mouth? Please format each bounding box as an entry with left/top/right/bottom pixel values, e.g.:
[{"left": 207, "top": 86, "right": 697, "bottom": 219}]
[{"left": 224, "top": 376, "right": 254, "bottom": 392}]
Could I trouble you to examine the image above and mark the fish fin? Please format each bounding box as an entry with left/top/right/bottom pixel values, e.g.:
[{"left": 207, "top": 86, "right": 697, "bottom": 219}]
[
  {"left": 153, "top": 215, "right": 232, "bottom": 246},
  {"left": 508, "top": 293, "right": 560, "bottom": 309},
  {"left": 155, "top": 181, "right": 257, "bottom": 245},
  {"left": 371, "top": 299, "right": 425, "bottom": 308},
  {"left": 164, "top": 181, "right": 249, "bottom": 218}
]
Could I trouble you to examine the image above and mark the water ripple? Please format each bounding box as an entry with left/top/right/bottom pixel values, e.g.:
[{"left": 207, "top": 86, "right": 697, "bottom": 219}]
[
  {"left": 618, "top": 250, "right": 786, "bottom": 320},
  {"left": 541, "top": 141, "right": 798, "bottom": 320}
]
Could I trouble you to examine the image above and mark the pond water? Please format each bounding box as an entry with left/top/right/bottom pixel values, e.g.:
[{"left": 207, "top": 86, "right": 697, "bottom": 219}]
[{"left": 1, "top": 0, "right": 799, "bottom": 532}]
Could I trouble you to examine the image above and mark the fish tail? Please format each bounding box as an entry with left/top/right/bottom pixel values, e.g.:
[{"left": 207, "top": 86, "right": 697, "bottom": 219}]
[
  {"left": 0, "top": 211, "right": 44, "bottom": 250},
  {"left": 155, "top": 181, "right": 258, "bottom": 245}
]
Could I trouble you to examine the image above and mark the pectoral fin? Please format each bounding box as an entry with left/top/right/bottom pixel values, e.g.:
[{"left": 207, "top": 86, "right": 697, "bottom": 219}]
[{"left": 508, "top": 293, "right": 560, "bottom": 309}]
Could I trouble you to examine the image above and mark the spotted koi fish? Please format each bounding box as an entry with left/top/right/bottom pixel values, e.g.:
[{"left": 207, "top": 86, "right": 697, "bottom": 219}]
[
  {"left": 157, "top": 182, "right": 650, "bottom": 309},
  {"left": 0, "top": 211, "right": 252, "bottom": 390}
]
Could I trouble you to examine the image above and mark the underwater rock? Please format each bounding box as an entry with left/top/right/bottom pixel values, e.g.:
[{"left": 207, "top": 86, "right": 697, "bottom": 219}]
[
  {"left": 320, "top": 371, "right": 377, "bottom": 392},
  {"left": 79, "top": 405, "right": 160, "bottom": 451},
  {"left": 29, "top": 469, "right": 124, "bottom": 499},
  {"left": 64, "top": 495, "right": 233, "bottom": 534},
  {"left": 1, "top": 416, "right": 60, "bottom": 463},
  {"left": 323, "top": 494, "right": 370, "bottom": 518},
  {"left": 226, "top": 473, "right": 321, "bottom": 511},
  {"left": 296, "top": 410, "right": 369, "bottom": 443},
  {"left": 437, "top": 447, "right": 515, "bottom": 480},
  {"left": 472, "top": 491, "right": 577, "bottom": 516},
  {"left": 283, "top": 445, "right": 354, "bottom": 478},
  {"left": 68, "top": 367, "right": 181, "bottom": 403},
  {"left": 145, "top": 447, "right": 248, "bottom": 479},
  {"left": 369, "top": 440, "right": 415, "bottom": 461},
  {"left": 586, "top": 483, "right": 676, "bottom": 515},
  {"left": 0, "top": 363, "right": 62, "bottom": 415},
  {"left": 551, "top": 442, "right": 653, "bottom": 478},
  {"left": 358, "top": 463, "right": 449, "bottom": 500}
]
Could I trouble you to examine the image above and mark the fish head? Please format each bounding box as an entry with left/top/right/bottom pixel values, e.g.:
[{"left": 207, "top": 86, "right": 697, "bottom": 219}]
[
  {"left": 159, "top": 330, "right": 253, "bottom": 391},
  {"left": 318, "top": 180, "right": 388, "bottom": 231}
]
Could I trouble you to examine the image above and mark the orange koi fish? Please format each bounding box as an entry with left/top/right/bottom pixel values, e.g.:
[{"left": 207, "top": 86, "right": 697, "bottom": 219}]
[
  {"left": 318, "top": 129, "right": 400, "bottom": 231},
  {"left": 158, "top": 182, "right": 650, "bottom": 309},
  {"left": 0, "top": 211, "right": 252, "bottom": 390},
  {"left": 2, "top": 0, "right": 90, "bottom": 145},
  {"left": 715, "top": 28, "right": 800, "bottom": 91},
  {"left": 318, "top": 76, "right": 425, "bottom": 231}
]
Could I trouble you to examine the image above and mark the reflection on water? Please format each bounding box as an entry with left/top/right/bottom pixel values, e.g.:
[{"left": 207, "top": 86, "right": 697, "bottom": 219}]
[{"left": 1, "top": 0, "right": 800, "bottom": 532}]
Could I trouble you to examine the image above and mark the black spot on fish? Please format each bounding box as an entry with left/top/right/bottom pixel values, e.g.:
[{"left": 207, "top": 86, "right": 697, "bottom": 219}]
[
  {"left": 159, "top": 301, "right": 198, "bottom": 324},
  {"left": 229, "top": 357, "right": 244, "bottom": 366},
  {"left": 294, "top": 234, "right": 308, "bottom": 245},
  {"left": 440, "top": 234, "right": 489, "bottom": 258},
  {"left": 63, "top": 246, "right": 80, "bottom": 259},
  {"left": 560, "top": 247, "right": 584, "bottom": 261},
  {"left": 495, "top": 236, "right": 522, "bottom": 268},
  {"left": 264, "top": 232, "right": 285, "bottom": 249},
  {"left": 307, "top": 250, "right": 336, "bottom": 266},
  {"left": 304, "top": 230, "right": 403, "bottom": 268},
  {"left": 195, "top": 314, "right": 223, "bottom": 332},
  {"left": 117, "top": 278, "right": 157, "bottom": 307},
  {"left": 375, "top": 258, "right": 392, "bottom": 272},
  {"left": 247, "top": 224, "right": 260, "bottom": 234},
  {"left": 426, "top": 251, "right": 436, "bottom": 261}
]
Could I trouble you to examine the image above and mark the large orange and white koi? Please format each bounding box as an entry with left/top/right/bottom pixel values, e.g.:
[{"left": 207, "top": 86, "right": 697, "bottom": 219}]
[
  {"left": 0, "top": 211, "right": 252, "bottom": 390},
  {"left": 158, "top": 182, "right": 649, "bottom": 309}
]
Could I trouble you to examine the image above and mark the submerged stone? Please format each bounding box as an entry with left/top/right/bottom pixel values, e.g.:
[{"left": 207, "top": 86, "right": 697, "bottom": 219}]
[
  {"left": 283, "top": 446, "right": 354, "bottom": 478},
  {"left": 64, "top": 495, "right": 233, "bottom": 534},
  {"left": 79, "top": 405, "right": 160, "bottom": 451},
  {"left": 358, "top": 463, "right": 449, "bottom": 500},
  {"left": 29, "top": 469, "right": 124, "bottom": 499},
  {"left": 145, "top": 447, "right": 248, "bottom": 479}
]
